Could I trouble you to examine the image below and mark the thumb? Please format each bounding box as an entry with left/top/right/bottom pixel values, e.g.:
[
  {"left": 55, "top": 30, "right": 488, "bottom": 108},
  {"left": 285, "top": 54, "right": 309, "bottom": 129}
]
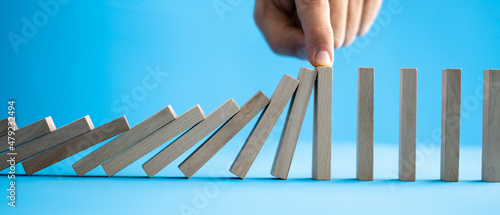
[{"left": 295, "top": 0, "right": 334, "bottom": 66}]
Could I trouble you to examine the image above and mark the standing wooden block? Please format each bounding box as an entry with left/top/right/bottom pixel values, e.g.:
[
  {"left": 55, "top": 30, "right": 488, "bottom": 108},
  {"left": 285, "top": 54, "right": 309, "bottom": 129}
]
[
  {"left": 0, "top": 117, "right": 56, "bottom": 153},
  {"left": 102, "top": 105, "right": 205, "bottom": 176},
  {"left": 357, "top": 67, "right": 374, "bottom": 181},
  {"left": 441, "top": 69, "right": 461, "bottom": 182},
  {"left": 482, "top": 69, "right": 500, "bottom": 182},
  {"left": 0, "top": 116, "right": 94, "bottom": 170},
  {"left": 313, "top": 67, "right": 332, "bottom": 180},
  {"left": 178, "top": 95, "right": 269, "bottom": 178},
  {"left": 271, "top": 68, "right": 317, "bottom": 179},
  {"left": 399, "top": 68, "right": 417, "bottom": 181},
  {"left": 22, "top": 116, "right": 130, "bottom": 175},
  {"left": 0, "top": 117, "right": 17, "bottom": 136},
  {"left": 72, "top": 105, "right": 176, "bottom": 176},
  {"left": 230, "top": 75, "right": 299, "bottom": 179},
  {"left": 143, "top": 99, "right": 240, "bottom": 177}
]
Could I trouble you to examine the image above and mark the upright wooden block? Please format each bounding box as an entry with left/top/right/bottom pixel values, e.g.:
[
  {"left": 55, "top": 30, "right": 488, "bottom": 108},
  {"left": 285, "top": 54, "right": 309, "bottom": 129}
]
[
  {"left": 72, "top": 105, "right": 176, "bottom": 176},
  {"left": 0, "top": 117, "right": 17, "bottom": 137},
  {"left": 230, "top": 75, "right": 299, "bottom": 179},
  {"left": 0, "top": 116, "right": 94, "bottom": 170},
  {"left": 482, "top": 69, "right": 500, "bottom": 182},
  {"left": 357, "top": 67, "right": 374, "bottom": 181},
  {"left": 441, "top": 69, "right": 461, "bottom": 182},
  {"left": 144, "top": 98, "right": 246, "bottom": 177},
  {"left": 271, "top": 68, "right": 317, "bottom": 179},
  {"left": 102, "top": 105, "right": 205, "bottom": 176},
  {"left": 313, "top": 67, "right": 332, "bottom": 180},
  {"left": 0, "top": 117, "right": 56, "bottom": 153},
  {"left": 399, "top": 68, "right": 417, "bottom": 181},
  {"left": 22, "top": 116, "right": 130, "bottom": 175},
  {"left": 178, "top": 95, "right": 270, "bottom": 178}
]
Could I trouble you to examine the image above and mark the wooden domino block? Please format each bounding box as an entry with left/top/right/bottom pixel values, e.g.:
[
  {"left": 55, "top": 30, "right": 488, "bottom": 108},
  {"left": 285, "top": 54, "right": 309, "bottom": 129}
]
[
  {"left": 102, "top": 105, "right": 205, "bottom": 176},
  {"left": 357, "top": 67, "right": 374, "bottom": 181},
  {"left": 482, "top": 69, "right": 500, "bottom": 182},
  {"left": 178, "top": 95, "right": 270, "bottom": 178},
  {"left": 230, "top": 75, "right": 299, "bottom": 179},
  {"left": 313, "top": 67, "right": 332, "bottom": 180},
  {"left": 144, "top": 98, "right": 244, "bottom": 177},
  {"left": 22, "top": 116, "right": 130, "bottom": 175},
  {"left": 271, "top": 68, "right": 317, "bottom": 179},
  {"left": 0, "top": 117, "right": 56, "bottom": 153},
  {"left": 441, "top": 69, "right": 461, "bottom": 182},
  {"left": 72, "top": 105, "right": 176, "bottom": 176},
  {"left": 0, "top": 117, "right": 17, "bottom": 137},
  {"left": 0, "top": 116, "right": 94, "bottom": 170},
  {"left": 399, "top": 68, "right": 417, "bottom": 181}
]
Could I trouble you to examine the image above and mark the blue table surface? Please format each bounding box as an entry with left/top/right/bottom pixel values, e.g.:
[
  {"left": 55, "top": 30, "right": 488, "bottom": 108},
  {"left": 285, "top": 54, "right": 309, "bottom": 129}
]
[{"left": 1, "top": 142, "right": 497, "bottom": 215}]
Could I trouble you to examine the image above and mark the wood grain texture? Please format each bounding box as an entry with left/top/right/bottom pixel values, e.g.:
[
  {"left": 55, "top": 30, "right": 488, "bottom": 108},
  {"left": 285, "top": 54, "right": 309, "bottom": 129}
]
[
  {"left": 178, "top": 94, "right": 270, "bottom": 178},
  {"left": 441, "top": 69, "right": 461, "bottom": 182},
  {"left": 0, "top": 117, "right": 17, "bottom": 137},
  {"left": 0, "top": 116, "right": 94, "bottom": 170},
  {"left": 271, "top": 68, "right": 317, "bottom": 179},
  {"left": 0, "top": 117, "right": 56, "bottom": 153},
  {"left": 22, "top": 116, "right": 130, "bottom": 175},
  {"left": 482, "top": 69, "right": 500, "bottom": 182},
  {"left": 357, "top": 67, "right": 374, "bottom": 181},
  {"left": 230, "top": 75, "right": 299, "bottom": 179},
  {"left": 72, "top": 105, "right": 176, "bottom": 176},
  {"left": 399, "top": 68, "right": 417, "bottom": 181},
  {"left": 313, "top": 67, "right": 332, "bottom": 180},
  {"left": 143, "top": 99, "right": 240, "bottom": 178},
  {"left": 102, "top": 105, "right": 205, "bottom": 176}
]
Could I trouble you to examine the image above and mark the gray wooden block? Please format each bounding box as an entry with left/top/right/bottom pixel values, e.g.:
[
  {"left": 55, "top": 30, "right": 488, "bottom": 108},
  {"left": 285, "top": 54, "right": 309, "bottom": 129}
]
[
  {"left": 399, "top": 68, "right": 417, "bottom": 181},
  {"left": 313, "top": 67, "right": 332, "bottom": 180},
  {"left": 0, "top": 117, "right": 17, "bottom": 137},
  {"left": 482, "top": 69, "right": 500, "bottom": 182},
  {"left": 0, "top": 117, "right": 56, "bottom": 153},
  {"left": 441, "top": 69, "right": 461, "bottom": 182},
  {"left": 357, "top": 67, "right": 374, "bottom": 181}
]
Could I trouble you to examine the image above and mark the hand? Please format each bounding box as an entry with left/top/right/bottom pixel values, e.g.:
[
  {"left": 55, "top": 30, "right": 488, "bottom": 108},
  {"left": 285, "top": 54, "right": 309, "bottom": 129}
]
[{"left": 254, "top": 0, "right": 383, "bottom": 67}]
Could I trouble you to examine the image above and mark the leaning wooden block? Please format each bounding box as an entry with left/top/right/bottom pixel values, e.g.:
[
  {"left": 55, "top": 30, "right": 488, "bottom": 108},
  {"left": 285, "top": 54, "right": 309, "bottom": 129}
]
[
  {"left": 313, "top": 67, "right": 332, "bottom": 180},
  {"left": 482, "top": 69, "right": 500, "bottom": 182},
  {"left": 0, "top": 116, "right": 94, "bottom": 170},
  {"left": 0, "top": 117, "right": 17, "bottom": 137},
  {"left": 102, "top": 105, "right": 205, "bottom": 176},
  {"left": 144, "top": 99, "right": 242, "bottom": 177},
  {"left": 357, "top": 67, "right": 374, "bottom": 181},
  {"left": 0, "top": 117, "right": 56, "bottom": 153},
  {"left": 22, "top": 116, "right": 130, "bottom": 175},
  {"left": 178, "top": 94, "right": 270, "bottom": 178},
  {"left": 72, "top": 105, "right": 176, "bottom": 176},
  {"left": 441, "top": 69, "right": 461, "bottom": 182},
  {"left": 399, "top": 68, "right": 417, "bottom": 181},
  {"left": 230, "top": 75, "right": 299, "bottom": 179},
  {"left": 271, "top": 68, "right": 317, "bottom": 179}
]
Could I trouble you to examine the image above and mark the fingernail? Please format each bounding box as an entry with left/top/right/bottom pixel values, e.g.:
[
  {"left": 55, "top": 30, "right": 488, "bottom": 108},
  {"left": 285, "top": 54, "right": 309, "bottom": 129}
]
[
  {"left": 297, "top": 46, "right": 307, "bottom": 60},
  {"left": 314, "top": 50, "right": 332, "bottom": 66}
]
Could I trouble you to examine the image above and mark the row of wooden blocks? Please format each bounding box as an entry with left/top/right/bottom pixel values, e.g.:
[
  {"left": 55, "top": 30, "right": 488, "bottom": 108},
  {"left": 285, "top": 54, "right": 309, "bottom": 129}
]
[{"left": 1, "top": 68, "right": 499, "bottom": 182}]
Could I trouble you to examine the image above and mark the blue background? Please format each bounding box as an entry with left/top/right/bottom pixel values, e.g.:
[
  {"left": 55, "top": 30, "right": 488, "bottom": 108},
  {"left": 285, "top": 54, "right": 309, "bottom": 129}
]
[{"left": 1, "top": 0, "right": 499, "bottom": 214}]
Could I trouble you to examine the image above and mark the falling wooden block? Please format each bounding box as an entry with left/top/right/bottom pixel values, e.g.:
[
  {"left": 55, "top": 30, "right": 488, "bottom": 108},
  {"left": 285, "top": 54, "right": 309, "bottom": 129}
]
[
  {"left": 72, "top": 105, "right": 176, "bottom": 176},
  {"left": 399, "top": 68, "right": 417, "bottom": 181},
  {"left": 0, "top": 117, "right": 17, "bottom": 137},
  {"left": 313, "top": 67, "right": 332, "bottom": 180},
  {"left": 357, "top": 67, "right": 374, "bottom": 181},
  {"left": 102, "top": 105, "right": 205, "bottom": 176},
  {"left": 230, "top": 75, "right": 299, "bottom": 179},
  {"left": 144, "top": 98, "right": 244, "bottom": 177},
  {"left": 441, "top": 69, "right": 461, "bottom": 182},
  {"left": 0, "top": 116, "right": 94, "bottom": 170},
  {"left": 0, "top": 117, "right": 56, "bottom": 153},
  {"left": 178, "top": 95, "right": 269, "bottom": 178},
  {"left": 482, "top": 69, "right": 500, "bottom": 182},
  {"left": 271, "top": 68, "right": 317, "bottom": 179},
  {"left": 22, "top": 116, "right": 130, "bottom": 175}
]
